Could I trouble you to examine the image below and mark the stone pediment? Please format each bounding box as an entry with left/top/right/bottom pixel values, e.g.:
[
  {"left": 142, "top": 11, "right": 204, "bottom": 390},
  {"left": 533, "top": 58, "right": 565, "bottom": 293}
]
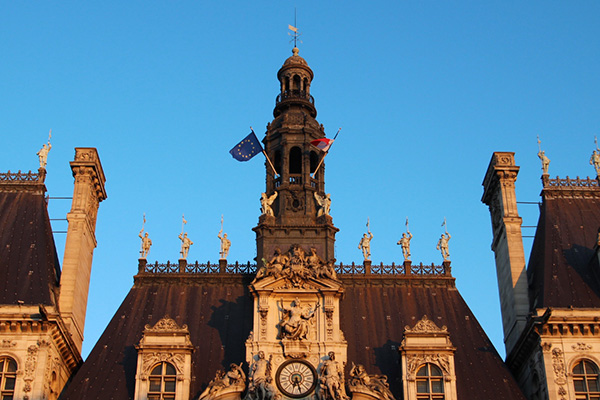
[{"left": 252, "top": 244, "right": 342, "bottom": 291}]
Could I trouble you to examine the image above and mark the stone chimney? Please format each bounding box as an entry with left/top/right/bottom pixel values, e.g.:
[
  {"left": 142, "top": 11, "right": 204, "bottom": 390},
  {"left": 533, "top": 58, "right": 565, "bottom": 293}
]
[
  {"left": 59, "top": 148, "right": 107, "bottom": 352},
  {"left": 481, "top": 152, "right": 529, "bottom": 355}
]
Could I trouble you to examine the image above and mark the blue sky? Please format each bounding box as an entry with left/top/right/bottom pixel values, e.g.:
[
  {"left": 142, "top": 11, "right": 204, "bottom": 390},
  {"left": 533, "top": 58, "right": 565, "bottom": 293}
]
[{"left": 2, "top": 2, "right": 600, "bottom": 359}]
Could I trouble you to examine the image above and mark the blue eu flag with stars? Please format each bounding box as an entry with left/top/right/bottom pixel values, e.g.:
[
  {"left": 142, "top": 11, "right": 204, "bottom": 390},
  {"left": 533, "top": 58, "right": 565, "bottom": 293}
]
[{"left": 230, "top": 131, "right": 263, "bottom": 161}]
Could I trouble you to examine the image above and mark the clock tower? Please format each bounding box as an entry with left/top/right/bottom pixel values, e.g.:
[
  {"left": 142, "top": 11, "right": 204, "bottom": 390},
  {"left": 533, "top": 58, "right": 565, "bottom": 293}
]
[
  {"left": 253, "top": 46, "right": 339, "bottom": 265},
  {"left": 246, "top": 48, "right": 347, "bottom": 400}
]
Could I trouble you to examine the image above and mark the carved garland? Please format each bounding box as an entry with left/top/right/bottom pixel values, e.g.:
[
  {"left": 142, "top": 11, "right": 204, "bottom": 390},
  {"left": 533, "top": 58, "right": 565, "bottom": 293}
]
[
  {"left": 23, "top": 344, "right": 39, "bottom": 394},
  {"left": 551, "top": 348, "right": 567, "bottom": 400}
]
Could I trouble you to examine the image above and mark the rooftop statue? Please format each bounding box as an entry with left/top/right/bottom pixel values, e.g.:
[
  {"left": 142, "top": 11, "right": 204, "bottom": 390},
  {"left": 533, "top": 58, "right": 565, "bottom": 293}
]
[
  {"left": 590, "top": 139, "right": 600, "bottom": 177},
  {"left": 436, "top": 231, "right": 451, "bottom": 262},
  {"left": 318, "top": 352, "right": 348, "bottom": 400},
  {"left": 37, "top": 130, "right": 52, "bottom": 169},
  {"left": 218, "top": 216, "right": 231, "bottom": 259},
  {"left": 139, "top": 229, "right": 152, "bottom": 259},
  {"left": 358, "top": 223, "right": 373, "bottom": 261},
  {"left": 314, "top": 192, "right": 332, "bottom": 217},
  {"left": 279, "top": 297, "right": 319, "bottom": 340},
  {"left": 179, "top": 232, "right": 193, "bottom": 259},
  {"left": 537, "top": 136, "right": 550, "bottom": 174},
  {"left": 261, "top": 192, "right": 278, "bottom": 217},
  {"left": 397, "top": 218, "right": 412, "bottom": 261}
]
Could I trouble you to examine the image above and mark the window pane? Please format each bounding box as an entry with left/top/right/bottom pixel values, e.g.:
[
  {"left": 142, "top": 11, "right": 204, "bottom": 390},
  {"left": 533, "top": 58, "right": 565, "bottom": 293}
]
[
  {"left": 416, "top": 366, "right": 427, "bottom": 376},
  {"left": 147, "top": 395, "right": 160, "bottom": 400},
  {"left": 4, "top": 377, "right": 15, "bottom": 390},
  {"left": 150, "top": 365, "right": 162, "bottom": 375},
  {"left": 149, "top": 378, "right": 161, "bottom": 392},
  {"left": 5, "top": 361, "right": 15, "bottom": 373},
  {"left": 2, "top": 395, "right": 14, "bottom": 400},
  {"left": 430, "top": 365, "right": 443, "bottom": 376},
  {"left": 574, "top": 362, "right": 585, "bottom": 374},
  {"left": 417, "top": 380, "right": 429, "bottom": 393},
  {"left": 165, "top": 363, "right": 176, "bottom": 375},
  {"left": 431, "top": 379, "right": 444, "bottom": 393},
  {"left": 574, "top": 379, "right": 586, "bottom": 392},
  {"left": 164, "top": 379, "right": 176, "bottom": 392}
]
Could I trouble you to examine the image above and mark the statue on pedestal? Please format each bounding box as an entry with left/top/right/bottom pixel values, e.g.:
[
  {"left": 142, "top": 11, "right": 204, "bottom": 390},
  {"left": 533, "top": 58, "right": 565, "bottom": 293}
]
[
  {"left": 537, "top": 136, "right": 550, "bottom": 174},
  {"left": 218, "top": 216, "right": 231, "bottom": 259},
  {"left": 436, "top": 219, "right": 451, "bottom": 262},
  {"left": 179, "top": 232, "right": 193, "bottom": 259},
  {"left": 246, "top": 351, "right": 274, "bottom": 400},
  {"left": 358, "top": 220, "right": 373, "bottom": 261},
  {"left": 318, "top": 352, "right": 347, "bottom": 400},
  {"left": 37, "top": 130, "right": 52, "bottom": 169},
  {"left": 348, "top": 363, "right": 395, "bottom": 400},
  {"left": 397, "top": 218, "right": 412, "bottom": 261}
]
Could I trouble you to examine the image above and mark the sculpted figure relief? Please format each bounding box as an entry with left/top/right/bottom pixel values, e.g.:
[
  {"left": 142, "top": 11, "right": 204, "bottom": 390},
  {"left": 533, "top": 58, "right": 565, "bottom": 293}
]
[
  {"left": 246, "top": 351, "right": 275, "bottom": 400},
  {"left": 318, "top": 352, "right": 347, "bottom": 400},
  {"left": 261, "top": 192, "right": 278, "bottom": 217},
  {"left": 314, "top": 192, "right": 332, "bottom": 217},
  {"left": 348, "top": 363, "right": 395, "bottom": 400},
  {"left": 252, "top": 245, "right": 339, "bottom": 286},
  {"left": 199, "top": 363, "right": 246, "bottom": 400},
  {"left": 279, "top": 297, "right": 319, "bottom": 340},
  {"left": 139, "top": 229, "right": 152, "bottom": 259},
  {"left": 179, "top": 232, "right": 193, "bottom": 259}
]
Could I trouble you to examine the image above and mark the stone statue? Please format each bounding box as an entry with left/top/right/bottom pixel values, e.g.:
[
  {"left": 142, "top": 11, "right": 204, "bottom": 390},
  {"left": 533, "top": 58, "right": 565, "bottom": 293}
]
[
  {"left": 538, "top": 150, "right": 550, "bottom": 174},
  {"left": 314, "top": 192, "right": 331, "bottom": 217},
  {"left": 247, "top": 351, "right": 273, "bottom": 400},
  {"left": 397, "top": 231, "right": 413, "bottom": 261},
  {"left": 37, "top": 132, "right": 52, "bottom": 169},
  {"left": 261, "top": 192, "right": 278, "bottom": 217},
  {"left": 279, "top": 297, "right": 319, "bottom": 340},
  {"left": 199, "top": 363, "right": 246, "bottom": 400},
  {"left": 436, "top": 231, "right": 451, "bottom": 261},
  {"left": 139, "top": 229, "right": 152, "bottom": 259},
  {"left": 179, "top": 232, "right": 193, "bottom": 259},
  {"left": 348, "top": 363, "right": 394, "bottom": 400},
  {"left": 266, "top": 248, "right": 289, "bottom": 278},
  {"left": 218, "top": 229, "right": 231, "bottom": 259},
  {"left": 318, "top": 352, "right": 347, "bottom": 400},
  {"left": 591, "top": 149, "right": 600, "bottom": 177},
  {"left": 358, "top": 231, "right": 373, "bottom": 261}
]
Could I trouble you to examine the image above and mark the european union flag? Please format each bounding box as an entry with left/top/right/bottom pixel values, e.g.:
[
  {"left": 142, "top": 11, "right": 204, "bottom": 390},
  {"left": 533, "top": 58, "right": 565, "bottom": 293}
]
[{"left": 230, "top": 131, "right": 263, "bottom": 161}]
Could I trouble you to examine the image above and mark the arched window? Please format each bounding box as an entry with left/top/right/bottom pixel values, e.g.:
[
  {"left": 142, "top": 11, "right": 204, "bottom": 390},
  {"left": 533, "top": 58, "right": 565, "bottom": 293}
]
[
  {"left": 148, "top": 362, "right": 177, "bottom": 400},
  {"left": 416, "top": 363, "right": 444, "bottom": 399},
  {"left": 289, "top": 147, "right": 302, "bottom": 174},
  {"left": 0, "top": 357, "right": 17, "bottom": 399},
  {"left": 274, "top": 150, "right": 282, "bottom": 175},
  {"left": 573, "top": 360, "right": 600, "bottom": 399},
  {"left": 293, "top": 75, "right": 301, "bottom": 91}
]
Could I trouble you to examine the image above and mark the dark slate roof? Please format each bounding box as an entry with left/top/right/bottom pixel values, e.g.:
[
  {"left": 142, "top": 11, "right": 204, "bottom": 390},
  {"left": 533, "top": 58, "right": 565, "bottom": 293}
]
[
  {"left": 527, "top": 190, "right": 600, "bottom": 309},
  {"left": 61, "top": 273, "right": 525, "bottom": 400},
  {"left": 0, "top": 190, "right": 60, "bottom": 306}
]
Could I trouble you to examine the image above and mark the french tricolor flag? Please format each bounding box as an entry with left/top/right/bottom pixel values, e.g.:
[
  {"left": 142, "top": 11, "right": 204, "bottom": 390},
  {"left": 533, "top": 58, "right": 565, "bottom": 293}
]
[{"left": 310, "top": 138, "right": 334, "bottom": 152}]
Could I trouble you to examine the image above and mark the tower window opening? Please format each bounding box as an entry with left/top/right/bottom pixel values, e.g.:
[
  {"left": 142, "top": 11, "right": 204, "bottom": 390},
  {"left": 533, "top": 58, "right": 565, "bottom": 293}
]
[
  {"left": 274, "top": 150, "right": 282, "bottom": 176},
  {"left": 293, "top": 75, "right": 301, "bottom": 92},
  {"left": 284, "top": 76, "right": 290, "bottom": 92},
  {"left": 310, "top": 151, "right": 319, "bottom": 174},
  {"left": 289, "top": 147, "right": 302, "bottom": 175},
  {"left": 304, "top": 78, "right": 309, "bottom": 94}
]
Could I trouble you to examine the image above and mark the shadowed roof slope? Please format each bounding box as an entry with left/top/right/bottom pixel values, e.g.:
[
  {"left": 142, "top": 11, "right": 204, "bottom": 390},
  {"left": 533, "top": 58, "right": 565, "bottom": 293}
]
[
  {"left": 527, "top": 180, "right": 600, "bottom": 309},
  {"left": 0, "top": 182, "right": 60, "bottom": 306}
]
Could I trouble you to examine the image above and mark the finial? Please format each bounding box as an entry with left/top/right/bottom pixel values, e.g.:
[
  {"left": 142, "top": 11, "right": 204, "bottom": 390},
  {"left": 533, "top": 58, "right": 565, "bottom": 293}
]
[{"left": 292, "top": 47, "right": 299, "bottom": 56}]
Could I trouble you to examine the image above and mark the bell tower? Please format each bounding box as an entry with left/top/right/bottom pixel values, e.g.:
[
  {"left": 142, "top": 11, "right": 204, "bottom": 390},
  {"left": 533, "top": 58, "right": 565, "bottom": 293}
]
[{"left": 253, "top": 47, "right": 338, "bottom": 264}]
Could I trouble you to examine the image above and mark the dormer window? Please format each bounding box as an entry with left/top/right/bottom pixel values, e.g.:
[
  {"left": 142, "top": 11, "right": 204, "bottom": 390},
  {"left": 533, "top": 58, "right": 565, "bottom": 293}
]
[
  {"left": 134, "top": 316, "right": 194, "bottom": 400},
  {"left": 400, "top": 315, "right": 457, "bottom": 400}
]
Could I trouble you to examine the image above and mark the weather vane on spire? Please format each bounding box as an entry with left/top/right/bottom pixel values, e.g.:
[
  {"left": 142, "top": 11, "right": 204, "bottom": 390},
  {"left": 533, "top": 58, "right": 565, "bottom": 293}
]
[{"left": 288, "top": 8, "right": 302, "bottom": 48}]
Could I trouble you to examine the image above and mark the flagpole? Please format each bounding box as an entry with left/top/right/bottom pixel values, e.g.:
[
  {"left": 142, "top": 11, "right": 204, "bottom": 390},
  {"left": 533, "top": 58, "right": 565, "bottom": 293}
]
[
  {"left": 251, "top": 127, "right": 279, "bottom": 177},
  {"left": 311, "top": 128, "right": 341, "bottom": 178}
]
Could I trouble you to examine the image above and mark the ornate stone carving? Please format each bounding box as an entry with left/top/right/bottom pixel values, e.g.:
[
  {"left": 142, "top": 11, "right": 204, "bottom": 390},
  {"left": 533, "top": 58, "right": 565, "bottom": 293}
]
[
  {"left": 0, "top": 339, "right": 16, "bottom": 348},
  {"left": 246, "top": 352, "right": 277, "bottom": 400},
  {"left": 141, "top": 352, "right": 185, "bottom": 377},
  {"left": 318, "top": 352, "right": 348, "bottom": 400},
  {"left": 279, "top": 297, "right": 319, "bottom": 340},
  {"left": 23, "top": 344, "right": 39, "bottom": 393},
  {"left": 253, "top": 245, "right": 337, "bottom": 287},
  {"left": 404, "top": 315, "right": 448, "bottom": 333},
  {"left": 551, "top": 348, "right": 567, "bottom": 399},
  {"left": 405, "top": 354, "right": 451, "bottom": 381},
  {"left": 314, "top": 192, "right": 331, "bottom": 217},
  {"left": 572, "top": 342, "right": 592, "bottom": 352},
  {"left": 347, "top": 363, "right": 394, "bottom": 400},
  {"left": 261, "top": 192, "right": 278, "bottom": 217},
  {"left": 199, "top": 363, "right": 246, "bottom": 400},
  {"left": 144, "top": 316, "right": 188, "bottom": 332}
]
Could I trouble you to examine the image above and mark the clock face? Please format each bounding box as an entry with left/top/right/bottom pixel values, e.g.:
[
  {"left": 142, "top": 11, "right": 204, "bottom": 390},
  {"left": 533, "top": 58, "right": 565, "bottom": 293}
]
[{"left": 276, "top": 360, "right": 317, "bottom": 398}]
